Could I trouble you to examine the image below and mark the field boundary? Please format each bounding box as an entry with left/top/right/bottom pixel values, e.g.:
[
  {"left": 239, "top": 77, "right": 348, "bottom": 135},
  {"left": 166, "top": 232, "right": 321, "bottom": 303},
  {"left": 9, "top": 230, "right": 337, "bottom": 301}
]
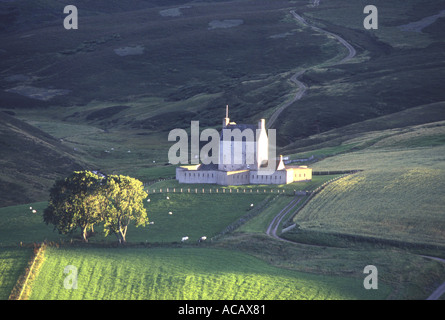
[
  {"left": 279, "top": 172, "right": 357, "bottom": 233},
  {"left": 147, "top": 186, "right": 305, "bottom": 196},
  {"left": 211, "top": 195, "right": 277, "bottom": 241},
  {"left": 8, "top": 243, "right": 46, "bottom": 300}
]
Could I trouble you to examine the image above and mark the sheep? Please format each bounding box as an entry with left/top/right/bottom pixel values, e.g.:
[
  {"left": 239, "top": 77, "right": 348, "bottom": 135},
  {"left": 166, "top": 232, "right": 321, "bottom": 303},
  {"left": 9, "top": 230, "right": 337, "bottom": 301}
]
[
  {"left": 32, "top": 210, "right": 37, "bottom": 214},
  {"left": 181, "top": 236, "right": 189, "bottom": 242},
  {"left": 147, "top": 198, "right": 151, "bottom": 202},
  {"left": 166, "top": 196, "right": 170, "bottom": 200},
  {"left": 168, "top": 211, "right": 173, "bottom": 215},
  {"left": 198, "top": 236, "right": 207, "bottom": 243}
]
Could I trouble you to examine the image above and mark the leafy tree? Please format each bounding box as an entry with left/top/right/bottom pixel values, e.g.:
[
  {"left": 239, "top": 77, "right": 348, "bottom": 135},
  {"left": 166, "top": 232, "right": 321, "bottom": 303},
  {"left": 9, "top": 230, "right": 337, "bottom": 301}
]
[
  {"left": 44, "top": 171, "right": 105, "bottom": 242},
  {"left": 44, "top": 171, "right": 148, "bottom": 244},
  {"left": 102, "top": 175, "right": 148, "bottom": 244}
]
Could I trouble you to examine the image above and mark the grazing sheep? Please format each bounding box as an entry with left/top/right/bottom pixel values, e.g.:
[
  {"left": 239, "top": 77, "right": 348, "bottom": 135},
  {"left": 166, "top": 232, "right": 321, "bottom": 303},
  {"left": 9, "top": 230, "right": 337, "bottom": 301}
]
[
  {"left": 147, "top": 198, "right": 151, "bottom": 202},
  {"left": 166, "top": 196, "right": 170, "bottom": 200},
  {"left": 181, "top": 236, "right": 189, "bottom": 242},
  {"left": 32, "top": 210, "right": 37, "bottom": 214},
  {"left": 198, "top": 236, "right": 207, "bottom": 243},
  {"left": 168, "top": 211, "right": 173, "bottom": 215}
]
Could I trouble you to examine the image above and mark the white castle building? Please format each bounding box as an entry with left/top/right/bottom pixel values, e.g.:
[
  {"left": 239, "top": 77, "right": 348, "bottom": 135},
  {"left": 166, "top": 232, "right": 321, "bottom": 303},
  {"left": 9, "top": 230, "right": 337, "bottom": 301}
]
[{"left": 175, "top": 107, "right": 312, "bottom": 185}]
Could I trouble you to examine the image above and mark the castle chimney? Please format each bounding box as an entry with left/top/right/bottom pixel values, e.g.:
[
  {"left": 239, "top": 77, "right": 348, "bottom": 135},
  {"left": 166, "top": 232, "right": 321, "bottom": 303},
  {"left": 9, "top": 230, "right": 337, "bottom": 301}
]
[
  {"left": 223, "top": 105, "right": 230, "bottom": 127},
  {"left": 277, "top": 155, "right": 285, "bottom": 170},
  {"left": 258, "top": 119, "right": 266, "bottom": 129}
]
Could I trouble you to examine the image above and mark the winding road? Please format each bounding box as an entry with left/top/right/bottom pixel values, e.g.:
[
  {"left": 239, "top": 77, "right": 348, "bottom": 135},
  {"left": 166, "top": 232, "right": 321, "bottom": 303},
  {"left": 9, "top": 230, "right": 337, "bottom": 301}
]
[
  {"left": 266, "top": 196, "right": 303, "bottom": 241},
  {"left": 267, "top": 10, "right": 356, "bottom": 129},
  {"left": 423, "top": 256, "right": 445, "bottom": 300}
]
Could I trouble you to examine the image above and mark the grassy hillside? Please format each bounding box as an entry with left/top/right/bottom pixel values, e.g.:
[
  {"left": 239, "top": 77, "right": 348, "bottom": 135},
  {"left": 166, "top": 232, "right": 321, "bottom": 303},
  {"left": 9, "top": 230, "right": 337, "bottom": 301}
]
[
  {"left": 1, "top": 172, "right": 444, "bottom": 300},
  {"left": 281, "top": 101, "right": 445, "bottom": 156},
  {"left": 285, "top": 121, "right": 445, "bottom": 247},
  {"left": 28, "top": 246, "right": 390, "bottom": 300},
  {"left": 275, "top": 0, "right": 445, "bottom": 143},
  {"left": 0, "top": 113, "right": 87, "bottom": 207}
]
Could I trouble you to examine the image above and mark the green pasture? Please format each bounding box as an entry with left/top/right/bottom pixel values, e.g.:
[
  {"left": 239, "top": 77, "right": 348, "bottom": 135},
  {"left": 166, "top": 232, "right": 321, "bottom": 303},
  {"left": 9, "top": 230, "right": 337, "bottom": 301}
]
[
  {"left": 0, "top": 194, "right": 270, "bottom": 245},
  {"left": 28, "top": 246, "right": 389, "bottom": 300},
  {"left": 0, "top": 248, "right": 33, "bottom": 300},
  {"left": 139, "top": 193, "right": 269, "bottom": 243}
]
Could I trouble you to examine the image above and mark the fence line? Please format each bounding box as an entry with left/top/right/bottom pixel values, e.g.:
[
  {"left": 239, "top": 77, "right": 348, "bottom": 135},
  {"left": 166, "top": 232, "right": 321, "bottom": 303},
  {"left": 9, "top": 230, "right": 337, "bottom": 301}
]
[
  {"left": 144, "top": 170, "right": 363, "bottom": 196},
  {"left": 9, "top": 243, "right": 46, "bottom": 300},
  {"left": 147, "top": 187, "right": 299, "bottom": 196}
]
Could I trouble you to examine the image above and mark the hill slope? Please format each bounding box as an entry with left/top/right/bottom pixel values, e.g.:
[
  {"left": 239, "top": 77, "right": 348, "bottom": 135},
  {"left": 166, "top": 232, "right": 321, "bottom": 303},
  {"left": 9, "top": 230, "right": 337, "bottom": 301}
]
[
  {"left": 287, "top": 120, "right": 445, "bottom": 247},
  {"left": 0, "top": 113, "right": 87, "bottom": 207}
]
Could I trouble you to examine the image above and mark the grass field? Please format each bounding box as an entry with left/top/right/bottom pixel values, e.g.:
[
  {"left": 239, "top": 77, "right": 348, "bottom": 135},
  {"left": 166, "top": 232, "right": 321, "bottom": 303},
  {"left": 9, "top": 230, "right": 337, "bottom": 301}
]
[
  {"left": 137, "top": 193, "right": 269, "bottom": 243},
  {"left": 1, "top": 164, "right": 444, "bottom": 300},
  {"left": 0, "top": 194, "right": 270, "bottom": 245},
  {"left": 285, "top": 123, "right": 445, "bottom": 248},
  {"left": 27, "top": 246, "right": 390, "bottom": 300},
  {"left": 0, "top": 247, "right": 33, "bottom": 300}
]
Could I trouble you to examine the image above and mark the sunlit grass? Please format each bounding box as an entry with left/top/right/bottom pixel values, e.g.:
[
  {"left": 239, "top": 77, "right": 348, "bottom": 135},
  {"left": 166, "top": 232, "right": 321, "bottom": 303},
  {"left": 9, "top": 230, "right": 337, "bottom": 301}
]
[
  {"left": 293, "top": 144, "right": 445, "bottom": 246},
  {"left": 28, "top": 247, "right": 390, "bottom": 300}
]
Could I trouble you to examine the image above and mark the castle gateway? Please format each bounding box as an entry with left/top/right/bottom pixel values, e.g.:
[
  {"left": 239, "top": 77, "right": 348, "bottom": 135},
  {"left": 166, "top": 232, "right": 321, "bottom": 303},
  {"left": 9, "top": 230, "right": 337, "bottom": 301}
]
[{"left": 175, "top": 107, "right": 312, "bottom": 185}]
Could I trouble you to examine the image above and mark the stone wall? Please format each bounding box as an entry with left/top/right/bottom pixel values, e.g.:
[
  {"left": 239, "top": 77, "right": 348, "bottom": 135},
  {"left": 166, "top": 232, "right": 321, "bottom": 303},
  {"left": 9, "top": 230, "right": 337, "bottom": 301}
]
[{"left": 176, "top": 166, "right": 312, "bottom": 185}]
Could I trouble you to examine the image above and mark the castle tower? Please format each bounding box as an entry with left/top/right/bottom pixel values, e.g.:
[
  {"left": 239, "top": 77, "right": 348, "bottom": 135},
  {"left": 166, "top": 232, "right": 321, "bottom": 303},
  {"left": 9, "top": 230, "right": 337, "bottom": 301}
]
[{"left": 256, "top": 119, "right": 269, "bottom": 169}]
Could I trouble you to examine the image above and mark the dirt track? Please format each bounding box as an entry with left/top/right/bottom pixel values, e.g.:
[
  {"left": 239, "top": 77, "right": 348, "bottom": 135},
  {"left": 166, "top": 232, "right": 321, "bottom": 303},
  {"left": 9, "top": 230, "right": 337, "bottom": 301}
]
[
  {"left": 265, "top": 196, "right": 303, "bottom": 241},
  {"left": 267, "top": 10, "right": 356, "bottom": 129}
]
